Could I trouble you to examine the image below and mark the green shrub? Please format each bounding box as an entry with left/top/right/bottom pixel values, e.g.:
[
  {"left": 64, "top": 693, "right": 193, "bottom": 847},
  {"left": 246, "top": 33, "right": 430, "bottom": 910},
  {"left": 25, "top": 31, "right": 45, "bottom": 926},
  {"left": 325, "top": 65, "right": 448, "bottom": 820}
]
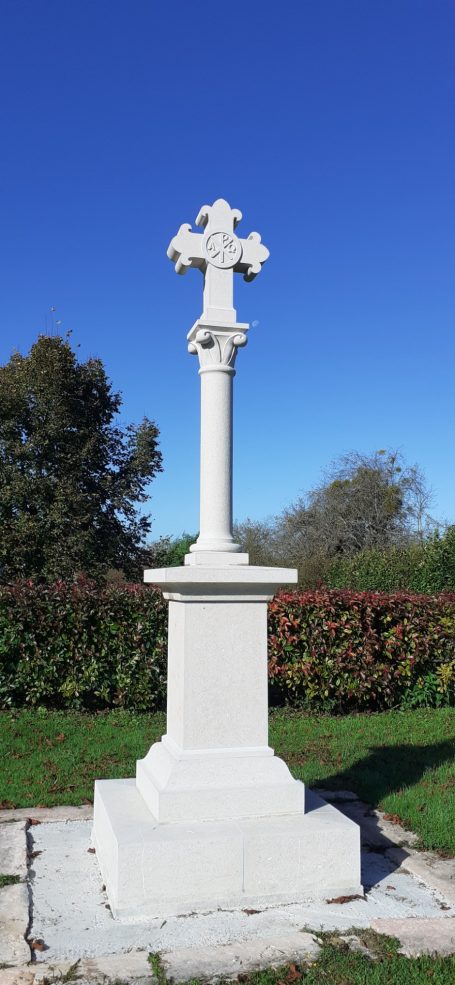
[
  {"left": 327, "top": 527, "right": 455, "bottom": 594},
  {"left": 1, "top": 583, "right": 454, "bottom": 713},
  {"left": 268, "top": 589, "right": 455, "bottom": 712},
  {"left": 0, "top": 580, "right": 167, "bottom": 711}
]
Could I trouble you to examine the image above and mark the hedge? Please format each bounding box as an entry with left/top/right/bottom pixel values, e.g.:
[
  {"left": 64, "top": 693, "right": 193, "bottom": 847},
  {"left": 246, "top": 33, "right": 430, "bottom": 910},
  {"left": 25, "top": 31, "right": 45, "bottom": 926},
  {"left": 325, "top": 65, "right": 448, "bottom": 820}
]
[
  {"left": 269, "top": 590, "right": 455, "bottom": 711},
  {"left": 0, "top": 581, "right": 168, "bottom": 711},
  {"left": 327, "top": 527, "right": 455, "bottom": 594},
  {"left": 0, "top": 583, "right": 454, "bottom": 713}
]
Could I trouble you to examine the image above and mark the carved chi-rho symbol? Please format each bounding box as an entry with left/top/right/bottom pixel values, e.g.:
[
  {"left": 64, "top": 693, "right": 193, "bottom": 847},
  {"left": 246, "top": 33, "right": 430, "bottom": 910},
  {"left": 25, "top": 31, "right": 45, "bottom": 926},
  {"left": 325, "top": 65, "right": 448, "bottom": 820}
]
[
  {"left": 205, "top": 232, "right": 241, "bottom": 268},
  {"left": 167, "top": 198, "right": 269, "bottom": 323}
]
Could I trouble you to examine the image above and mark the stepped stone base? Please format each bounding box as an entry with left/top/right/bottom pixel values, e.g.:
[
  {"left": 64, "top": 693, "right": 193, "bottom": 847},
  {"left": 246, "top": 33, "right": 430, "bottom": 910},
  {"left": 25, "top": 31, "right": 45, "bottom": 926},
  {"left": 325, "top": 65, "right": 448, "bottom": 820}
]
[
  {"left": 93, "top": 779, "right": 362, "bottom": 920},
  {"left": 136, "top": 737, "right": 305, "bottom": 823}
]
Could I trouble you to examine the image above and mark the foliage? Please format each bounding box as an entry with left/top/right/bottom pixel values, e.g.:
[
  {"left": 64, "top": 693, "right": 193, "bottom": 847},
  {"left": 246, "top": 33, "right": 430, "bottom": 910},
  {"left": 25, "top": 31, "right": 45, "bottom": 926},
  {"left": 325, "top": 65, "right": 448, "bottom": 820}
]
[
  {"left": 268, "top": 589, "right": 455, "bottom": 712},
  {"left": 271, "top": 706, "right": 455, "bottom": 852},
  {"left": 180, "top": 938, "right": 455, "bottom": 985},
  {"left": 1, "top": 583, "right": 454, "bottom": 714},
  {"left": 328, "top": 526, "right": 455, "bottom": 594},
  {"left": 0, "top": 334, "right": 163, "bottom": 582},
  {"left": 295, "top": 938, "right": 455, "bottom": 985},
  {"left": 235, "top": 449, "right": 435, "bottom": 586},
  {"left": 145, "top": 532, "right": 197, "bottom": 568},
  {"left": 0, "top": 580, "right": 167, "bottom": 711},
  {"left": 233, "top": 518, "right": 276, "bottom": 566}
]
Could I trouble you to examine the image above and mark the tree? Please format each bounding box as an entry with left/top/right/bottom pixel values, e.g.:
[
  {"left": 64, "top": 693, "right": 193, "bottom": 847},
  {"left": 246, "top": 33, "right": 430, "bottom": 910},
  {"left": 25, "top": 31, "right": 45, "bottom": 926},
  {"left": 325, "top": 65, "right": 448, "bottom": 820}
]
[
  {"left": 145, "top": 532, "right": 197, "bottom": 568},
  {"left": 0, "top": 335, "right": 163, "bottom": 582},
  {"left": 235, "top": 449, "right": 435, "bottom": 586},
  {"left": 232, "top": 518, "right": 275, "bottom": 567},
  {"left": 273, "top": 451, "right": 433, "bottom": 578}
]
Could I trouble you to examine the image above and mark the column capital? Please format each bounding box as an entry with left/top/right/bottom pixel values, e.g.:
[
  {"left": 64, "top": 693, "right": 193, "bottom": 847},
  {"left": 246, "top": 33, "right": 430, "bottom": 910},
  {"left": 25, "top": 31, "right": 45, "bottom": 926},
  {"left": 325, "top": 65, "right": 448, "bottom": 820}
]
[{"left": 187, "top": 319, "right": 249, "bottom": 372}]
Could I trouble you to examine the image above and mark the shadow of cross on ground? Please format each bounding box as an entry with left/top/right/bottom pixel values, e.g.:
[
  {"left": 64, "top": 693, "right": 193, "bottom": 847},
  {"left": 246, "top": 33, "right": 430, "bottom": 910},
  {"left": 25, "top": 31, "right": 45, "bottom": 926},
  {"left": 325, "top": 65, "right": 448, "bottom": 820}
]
[
  {"left": 313, "top": 739, "right": 455, "bottom": 808},
  {"left": 308, "top": 739, "right": 455, "bottom": 891}
]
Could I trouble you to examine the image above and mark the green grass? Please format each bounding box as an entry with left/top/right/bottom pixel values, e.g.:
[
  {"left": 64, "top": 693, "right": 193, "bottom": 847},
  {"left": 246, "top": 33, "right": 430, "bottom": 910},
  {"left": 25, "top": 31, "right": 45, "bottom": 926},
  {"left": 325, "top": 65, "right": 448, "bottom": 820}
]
[
  {"left": 0, "top": 707, "right": 454, "bottom": 852},
  {"left": 0, "top": 873, "right": 21, "bottom": 887}
]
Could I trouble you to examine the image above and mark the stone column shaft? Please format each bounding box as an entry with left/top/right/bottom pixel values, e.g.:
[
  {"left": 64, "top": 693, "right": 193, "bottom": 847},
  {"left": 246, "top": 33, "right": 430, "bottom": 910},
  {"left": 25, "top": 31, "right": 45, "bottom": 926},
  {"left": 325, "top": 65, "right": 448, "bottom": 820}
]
[
  {"left": 187, "top": 321, "right": 248, "bottom": 556},
  {"left": 198, "top": 365, "right": 235, "bottom": 551}
]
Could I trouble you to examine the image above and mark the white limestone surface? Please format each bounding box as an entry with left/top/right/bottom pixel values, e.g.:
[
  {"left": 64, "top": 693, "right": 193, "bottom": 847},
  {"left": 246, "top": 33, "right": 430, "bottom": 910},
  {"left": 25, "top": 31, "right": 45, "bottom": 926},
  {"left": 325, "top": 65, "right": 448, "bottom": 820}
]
[
  {"left": 29, "top": 816, "right": 455, "bottom": 964},
  {"left": 93, "top": 783, "right": 360, "bottom": 919},
  {"left": 167, "top": 198, "right": 269, "bottom": 555},
  {"left": 134, "top": 568, "right": 299, "bottom": 837}
]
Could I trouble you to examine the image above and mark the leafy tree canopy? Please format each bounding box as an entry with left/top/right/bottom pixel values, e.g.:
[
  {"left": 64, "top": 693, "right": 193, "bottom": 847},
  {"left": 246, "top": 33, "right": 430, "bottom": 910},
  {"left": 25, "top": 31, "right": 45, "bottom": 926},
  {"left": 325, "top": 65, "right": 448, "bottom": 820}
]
[
  {"left": 235, "top": 449, "right": 435, "bottom": 586},
  {"left": 280, "top": 449, "right": 432, "bottom": 562},
  {"left": 145, "top": 533, "right": 197, "bottom": 568},
  {"left": 0, "top": 334, "right": 163, "bottom": 582}
]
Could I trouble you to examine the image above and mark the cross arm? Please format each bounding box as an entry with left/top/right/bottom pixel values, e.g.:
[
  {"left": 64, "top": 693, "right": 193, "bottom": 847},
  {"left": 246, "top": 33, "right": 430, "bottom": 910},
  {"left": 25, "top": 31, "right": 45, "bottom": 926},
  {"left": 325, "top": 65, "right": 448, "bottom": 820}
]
[
  {"left": 167, "top": 223, "right": 205, "bottom": 275},
  {"left": 236, "top": 232, "right": 270, "bottom": 282}
]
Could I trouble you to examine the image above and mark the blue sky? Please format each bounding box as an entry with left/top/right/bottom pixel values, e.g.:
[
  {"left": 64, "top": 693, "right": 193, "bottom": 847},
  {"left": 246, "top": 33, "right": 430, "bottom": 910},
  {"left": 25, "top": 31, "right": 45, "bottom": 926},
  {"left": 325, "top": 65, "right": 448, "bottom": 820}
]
[{"left": 1, "top": 1, "right": 454, "bottom": 539}]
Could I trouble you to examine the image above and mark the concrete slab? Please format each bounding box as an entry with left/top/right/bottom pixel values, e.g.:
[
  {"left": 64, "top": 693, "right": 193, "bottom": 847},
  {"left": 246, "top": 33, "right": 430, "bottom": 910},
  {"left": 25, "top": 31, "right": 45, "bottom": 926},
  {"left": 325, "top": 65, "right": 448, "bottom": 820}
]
[
  {"left": 33, "top": 952, "right": 153, "bottom": 984},
  {"left": 0, "top": 971, "right": 35, "bottom": 985},
  {"left": 0, "top": 881, "right": 31, "bottom": 966},
  {"left": 334, "top": 798, "right": 419, "bottom": 850},
  {"left": 0, "top": 953, "right": 152, "bottom": 985},
  {"left": 4, "top": 791, "right": 455, "bottom": 979},
  {"left": 27, "top": 817, "right": 455, "bottom": 965},
  {"left": 386, "top": 848, "right": 455, "bottom": 906},
  {"left": 317, "top": 789, "right": 362, "bottom": 802}
]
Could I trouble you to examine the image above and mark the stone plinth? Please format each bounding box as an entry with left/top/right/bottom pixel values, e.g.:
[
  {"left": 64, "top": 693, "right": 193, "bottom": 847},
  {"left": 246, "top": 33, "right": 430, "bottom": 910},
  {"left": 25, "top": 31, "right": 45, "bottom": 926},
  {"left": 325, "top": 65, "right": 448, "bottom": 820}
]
[
  {"left": 93, "top": 780, "right": 362, "bottom": 920},
  {"left": 136, "top": 565, "right": 304, "bottom": 823},
  {"left": 93, "top": 563, "right": 362, "bottom": 917}
]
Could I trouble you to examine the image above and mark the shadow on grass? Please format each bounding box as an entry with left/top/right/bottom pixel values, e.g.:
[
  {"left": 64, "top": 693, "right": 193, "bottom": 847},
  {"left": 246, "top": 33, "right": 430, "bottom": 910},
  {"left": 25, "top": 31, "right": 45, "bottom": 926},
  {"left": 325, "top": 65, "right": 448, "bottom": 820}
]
[
  {"left": 313, "top": 739, "right": 455, "bottom": 806},
  {"left": 306, "top": 740, "right": 455, "bottom": 887}
]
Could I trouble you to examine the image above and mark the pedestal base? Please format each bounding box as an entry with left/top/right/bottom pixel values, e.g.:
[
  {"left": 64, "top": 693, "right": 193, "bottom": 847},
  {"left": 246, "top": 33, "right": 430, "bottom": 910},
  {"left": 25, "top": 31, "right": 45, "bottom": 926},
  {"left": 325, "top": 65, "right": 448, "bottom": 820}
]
[
  {"left": 136, "top": 737, "right": 305, "bottom": 822},
  {"left": 93, "top": 779, "right": 362, "bottom": 920}
]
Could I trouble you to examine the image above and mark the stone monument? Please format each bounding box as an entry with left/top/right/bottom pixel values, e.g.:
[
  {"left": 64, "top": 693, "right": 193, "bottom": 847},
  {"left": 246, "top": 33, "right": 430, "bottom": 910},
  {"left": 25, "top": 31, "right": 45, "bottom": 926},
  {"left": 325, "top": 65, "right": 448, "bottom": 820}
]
[{"left": 93, "top": 199, "right": 362, "bottom": 919}]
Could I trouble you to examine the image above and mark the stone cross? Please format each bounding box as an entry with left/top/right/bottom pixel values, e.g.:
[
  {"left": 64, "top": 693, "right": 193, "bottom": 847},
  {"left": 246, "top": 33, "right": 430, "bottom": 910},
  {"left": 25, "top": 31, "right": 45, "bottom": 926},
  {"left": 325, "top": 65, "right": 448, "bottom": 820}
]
[
  {"left": 167, "top": 197, "right": 269, "bottom": 324},
  {"left": 92, "top": 199, "right": 361, "bottom": 920},
  {"left": 167, "top": 199, "right": 269, "bottom": 560}
]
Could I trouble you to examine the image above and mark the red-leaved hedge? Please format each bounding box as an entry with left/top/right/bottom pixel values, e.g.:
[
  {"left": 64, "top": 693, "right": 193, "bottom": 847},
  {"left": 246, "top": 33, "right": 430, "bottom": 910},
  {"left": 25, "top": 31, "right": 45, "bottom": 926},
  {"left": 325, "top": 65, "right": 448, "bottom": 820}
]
[
  {"left": 268, "top": 590, "right": 455, "bottom": 711},
  {"left": 0, "top": 584, "right": 454, "bottom": 712}
]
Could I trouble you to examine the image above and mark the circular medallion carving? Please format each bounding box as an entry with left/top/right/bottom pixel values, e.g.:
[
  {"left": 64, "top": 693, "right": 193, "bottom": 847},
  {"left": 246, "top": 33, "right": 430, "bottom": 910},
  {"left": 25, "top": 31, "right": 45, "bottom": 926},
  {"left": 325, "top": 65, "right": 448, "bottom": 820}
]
[{"left": 203, "top": 231, "right": 242, "bottom": 268}]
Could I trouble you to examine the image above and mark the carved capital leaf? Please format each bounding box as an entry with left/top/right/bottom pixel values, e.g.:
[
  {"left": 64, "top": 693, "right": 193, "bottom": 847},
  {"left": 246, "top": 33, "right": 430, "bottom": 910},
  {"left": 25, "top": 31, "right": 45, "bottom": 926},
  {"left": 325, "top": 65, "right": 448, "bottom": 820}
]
[{"left": 187, "top": 327, "right": 248, "bottom": 370}]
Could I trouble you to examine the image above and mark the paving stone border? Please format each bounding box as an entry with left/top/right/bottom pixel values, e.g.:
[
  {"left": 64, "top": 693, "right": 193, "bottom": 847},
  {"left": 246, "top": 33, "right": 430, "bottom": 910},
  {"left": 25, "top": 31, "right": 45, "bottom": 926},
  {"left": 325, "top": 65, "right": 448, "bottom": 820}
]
[
  {"left": 0, "top": 804, "right": 93, "bottom": 824},
  {"left": 0, "top": 817, "right": 30, "bottom": 969},
  {"left": 1, "top": 792, "right": 454, "bottom": 981}
]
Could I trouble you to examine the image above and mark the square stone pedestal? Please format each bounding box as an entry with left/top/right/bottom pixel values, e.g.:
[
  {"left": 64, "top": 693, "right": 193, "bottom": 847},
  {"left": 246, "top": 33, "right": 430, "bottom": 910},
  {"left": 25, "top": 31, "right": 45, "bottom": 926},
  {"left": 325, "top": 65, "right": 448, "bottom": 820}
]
[
  {"left": 93, "top": 779, "right": 362, "bottom": 920},
  {"left": 93, "top": 563, "right": 362, "bottom": 918}
]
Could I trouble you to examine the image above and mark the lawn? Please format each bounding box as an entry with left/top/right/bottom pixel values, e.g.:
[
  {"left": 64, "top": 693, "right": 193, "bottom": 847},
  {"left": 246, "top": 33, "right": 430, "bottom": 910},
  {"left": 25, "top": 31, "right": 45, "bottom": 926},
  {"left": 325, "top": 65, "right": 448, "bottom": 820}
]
[{"left": 0, "top": 707, "right": 454, "bottom": 853}]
